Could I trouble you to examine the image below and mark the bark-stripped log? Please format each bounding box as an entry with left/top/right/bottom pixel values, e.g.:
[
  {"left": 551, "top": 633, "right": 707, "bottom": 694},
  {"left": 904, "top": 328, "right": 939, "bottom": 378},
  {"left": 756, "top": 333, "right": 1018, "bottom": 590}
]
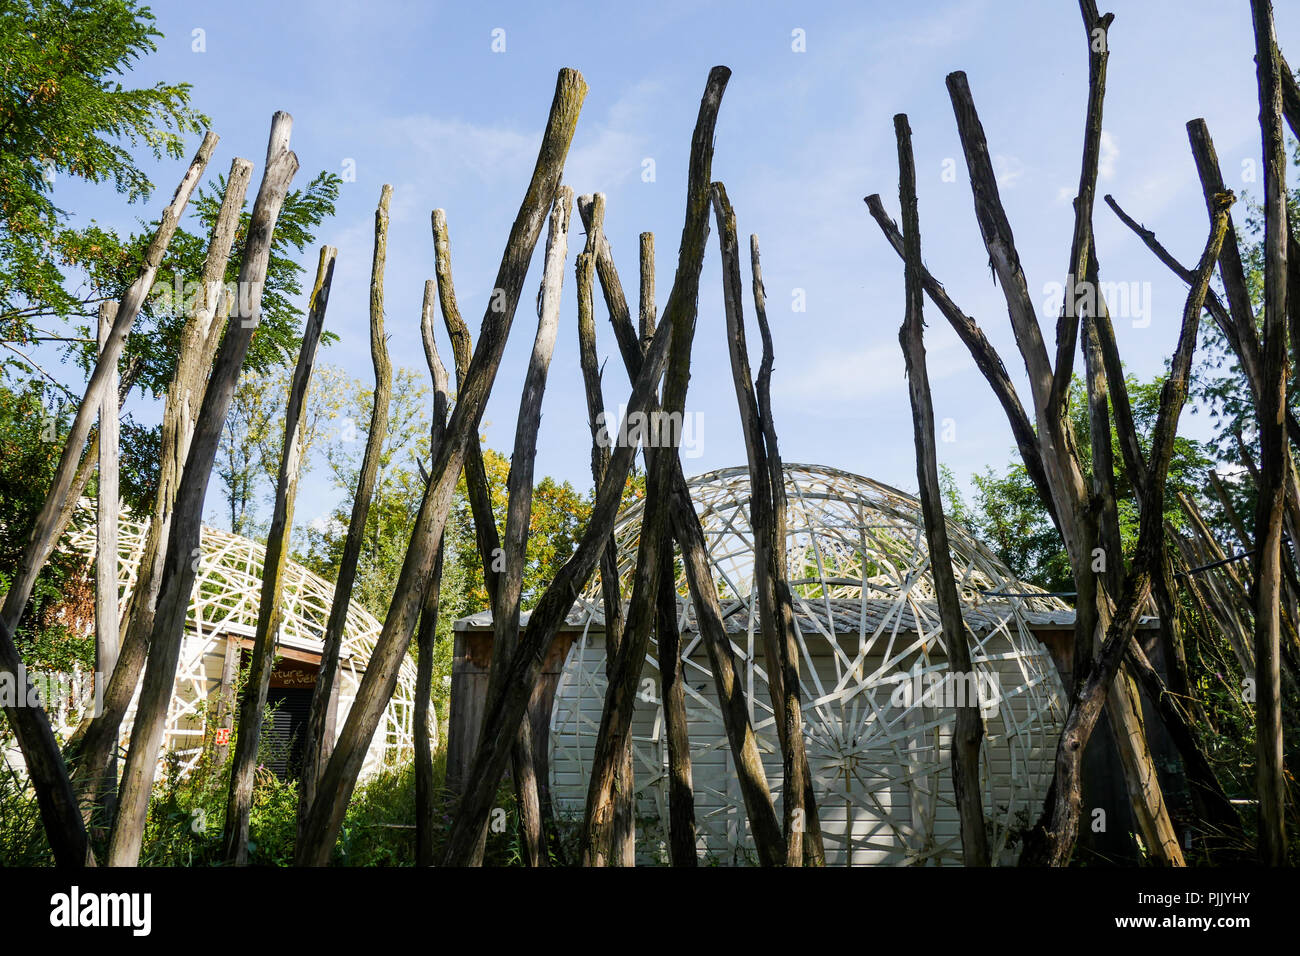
[
  {"left": 0, "top": 130, "right": 218, "bottom": 866},
  {"left": 223, "top": 244, "right": 335, "bottom": 864},
  {"left": 578, "top": 72, "right": 729, "bottom": 866},
  {"left": 431, "top": 210, "right": 503, "bottom": 611},
  {"left": 297, "top": 70, "right": 587, "bottom": 866},
  {"left": 633, "top": 225, "right": 699, "bottom": 866},
  {"left": 108, "top": 115, "right": 298, "bottom": 866},
  {"left": 1024, "top": 193, "right": 1231, "bottom": 866},
  {"left": 415, "top": 279, "right": 450, "bottom": 867},
  {"left": 297, "top": 190, "right": 395, "bottom": 844},
  {"left": 942, "top": 52, "right": 1183, "bottom": 865},
  {"left": 711, "top": 183, "right": 819, "bottom": 866},
  {"left": 68, "top": 158, "right": 254, "bottom": 819},
  {"left": 750, "top": 235, "right": 826, "bottom": 866},
  {"left": 1248, "top": 0, "right": 1289, "bottom": 867},
  {"left": 443, "top": 68, "right": 767, "bottom": 866},
  {"left": 575, "top": 188, "right": 786, "bottom": 866},
  {"left": 574, "top": 194, "right": 638, "bottom": 866},
  {"left": 485, "top": 187, "right": 573, "bottom": 867},
  {"left": 892, "top": 113, "right": 991, "bottom": 866},
  {"left": 444, "top": 226, "right": 675, "bottom": 865}
]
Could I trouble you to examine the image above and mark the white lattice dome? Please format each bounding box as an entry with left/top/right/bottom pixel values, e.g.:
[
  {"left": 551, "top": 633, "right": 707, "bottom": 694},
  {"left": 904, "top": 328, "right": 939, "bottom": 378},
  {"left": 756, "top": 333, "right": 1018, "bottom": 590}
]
[
  {"left": 549, "top": 463, "right": 1069, "bottom": 865},
  {"left": 64, "top": 507, "right": 417, "bottom": 778}
]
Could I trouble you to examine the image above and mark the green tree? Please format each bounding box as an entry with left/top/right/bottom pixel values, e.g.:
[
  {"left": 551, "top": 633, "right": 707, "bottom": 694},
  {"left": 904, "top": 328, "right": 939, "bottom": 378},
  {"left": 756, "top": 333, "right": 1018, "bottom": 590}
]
[
  {"left": 0, "top": 0, "right": 206, "bottom": 337},
  {"left": 214, "top": 362, "right": 350, "bottom": 539},
  {"left": 967, "top": 374, "right": 1212, "bottom": 593},
  {"left": 298, "top": 369, "right": 600, "bottom": 725},
  {"left": 1189, "top": 134, "right": 1300, "bottom": 538},
  {"left": 0, "top": 379, "right": 93, "bottom": 670}
]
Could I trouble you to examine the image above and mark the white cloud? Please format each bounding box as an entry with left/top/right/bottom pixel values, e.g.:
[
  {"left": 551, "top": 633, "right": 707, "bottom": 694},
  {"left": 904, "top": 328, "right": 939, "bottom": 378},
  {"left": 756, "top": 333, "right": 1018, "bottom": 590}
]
[
  {"left": 387, "top": 116, "right": 537, "bottom": 185},
  {"left": 776, "top": 338, "right": 968, "bottom": 405},
  {"left": 993, "top": 153, "right": 1024, "bottom": 188},
  {"left": 1099, "top": 129, "right": 1118, "bottom": 180}
]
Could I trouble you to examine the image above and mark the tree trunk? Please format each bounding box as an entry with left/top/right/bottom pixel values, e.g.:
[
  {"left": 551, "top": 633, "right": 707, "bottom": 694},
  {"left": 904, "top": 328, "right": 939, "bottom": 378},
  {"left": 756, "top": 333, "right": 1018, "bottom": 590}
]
[
  {"left": 92, "top": 302, "right": 121, "bottom": 838},
  {"left": 578, "top": 72, "right": 729, "bottom": 866},
  {"left": 485, "top": 187, "right": 573, "bottom": 867},
  {"left": 296, "top": 71, "right": 587, "bottom": 866},
  {"left": 107, "top": 115, "right": 298, "bottom": 866},
  {"left": 1022, "top": 193, "right": 1232, "bottom": 865},
  {"left": 222, "top": 244, "right": 335, "bottom": 864},
  {"left": 442, "top": 219, "right": 679, "bottom": 864},
  {"left": 0, "top": 131, "right": 218, "bottom": 866},
  {"left": 297, "top": 187, "right": 394, "bottom": 847},
  {"left": 415, "top": 278, "right": 451, "bottom": 867},
  {"left": 69, "top": 157, "right": 254, "bottom": 817},
  {"left": 892, "top": 113, "right": 991, "bottom": 866},
  {"left": 751, "top": 235, "right": 826, "bottom": 866},
  {"left": 574, "top": 188, "right": 785, "bottom": 866},
  {"left": 431, "top": 209, "right": 503, "bottom": 610},
  {"left": 943, "top": 54, "right": 1185, "bottom": 865},
  {"left": 711, "top": 183, "right": 821, "bottom": 866},
  {"left": 575, "top": 194, "right": 639, "bottom": 865},
  {"left": 1248, "top": 0, "right": 1290, "bottom": 866},
  {"left": 636, "top": 227, "right": 699, "bottom": 866}
]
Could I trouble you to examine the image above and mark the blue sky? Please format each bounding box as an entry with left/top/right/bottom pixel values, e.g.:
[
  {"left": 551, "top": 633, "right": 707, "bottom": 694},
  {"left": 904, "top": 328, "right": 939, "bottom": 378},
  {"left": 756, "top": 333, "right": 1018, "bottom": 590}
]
[{"left": 45, "top": 0, "right": 1300, "bottom": 533}]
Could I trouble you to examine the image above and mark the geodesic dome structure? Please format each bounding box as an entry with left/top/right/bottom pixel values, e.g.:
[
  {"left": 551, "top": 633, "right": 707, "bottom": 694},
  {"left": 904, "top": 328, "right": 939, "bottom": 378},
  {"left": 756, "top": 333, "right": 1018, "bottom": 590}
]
[
  {"left": 60, "top": 507, "right": 418, "bottom": 779},
  {"left": 549, "top": 464, "right": 1070, "bottom": 865}
]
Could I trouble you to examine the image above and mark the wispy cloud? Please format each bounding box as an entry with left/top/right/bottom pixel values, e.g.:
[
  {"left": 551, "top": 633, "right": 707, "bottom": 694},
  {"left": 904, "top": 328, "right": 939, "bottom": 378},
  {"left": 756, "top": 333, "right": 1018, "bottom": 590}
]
[
  {"left": 776, "top": 337, "right": 967, "bottom": 405},
  {"left": 1099, "top": 129, "right": 1118, "bottom": 180},
  {"left": 993, "top": 153, "right": 1024, "bottom": 188}
]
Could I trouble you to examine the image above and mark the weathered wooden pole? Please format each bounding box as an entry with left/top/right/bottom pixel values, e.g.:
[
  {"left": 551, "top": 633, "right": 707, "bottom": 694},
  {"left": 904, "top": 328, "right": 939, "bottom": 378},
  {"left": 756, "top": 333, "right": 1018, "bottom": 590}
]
[
  {"left": 634, "top": 227, "right": 698, "bottom": 865},
  {"left": 297, "top": 187, "right": 394, "bottom": 845},
  {"left": 711, "top": 183, "right": 819, "bottom": 866},
  {"left": 0, "top": 131, "right": 217, "bottom": 865},
  {"left": 1248, "top": 0, "right": 1290, "bottom": 867},
  {"left": 223, "top": 243, "right": 336, "bottom": 864},
  {"left": 750, "top": 235, "right": 826, "bottom": 866},
  {"left": 108, "top": 114, "right": 298, "bottom": 866},
  {"left": 574, "top": 194, "right": 639, "bottom": 865},
  {"left": 892, "top": 113, "right": 991, "bottom": 867},
  {"left": 577, "top": 69, "right": 738, "bottom": 867},
  {"left": 93, "top": 301, "right": 121, "bottom": 831},
  {"left": 297, "top": 70, "right": 587, "bottom": 866},
  {"left": 69, "top": 157, "right": 255, "bottom": 814},
  {"left": 1027, "top": 193, "right": 1232, "bottom": 866},
  {"left": 430, "top": 209, "right": 503, "bottom": 616},
  {"left": 575, "top": 188, "right": 786, "bottom": 866},
  {"left": 445, "top": 71, "right": 740, "bottom": 866},
  {"left": 443, "top": 234, "right": 677, "bottom": 865},
  {"left": 414, "top": 279, "right": 450, "bottom": 867},
  {"left": 485, "top": 186, "right": 573, "bottom": 867},
  {"left": 942, "top": 50, "right": 1181, "bottom": 864}
]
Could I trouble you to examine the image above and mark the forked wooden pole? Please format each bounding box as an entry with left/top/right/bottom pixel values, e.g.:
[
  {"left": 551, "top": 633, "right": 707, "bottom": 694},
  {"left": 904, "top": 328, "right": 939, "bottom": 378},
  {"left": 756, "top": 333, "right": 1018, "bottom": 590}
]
[
  {"left": 892, "top": 113, "right": 991, "bottom": 866},
  {"left": 223, "top": 242, "right": 336, "bottom": 864}
]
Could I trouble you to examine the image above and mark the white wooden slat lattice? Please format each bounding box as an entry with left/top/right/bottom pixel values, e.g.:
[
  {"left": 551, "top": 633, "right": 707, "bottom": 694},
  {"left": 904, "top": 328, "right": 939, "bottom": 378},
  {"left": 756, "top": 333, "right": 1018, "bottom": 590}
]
[
  {"left": 57, "top": 504, "right": 418, "bottom": 780},
  {"left": 548, "top": 464, "right": 1068, "bottom": 866}
]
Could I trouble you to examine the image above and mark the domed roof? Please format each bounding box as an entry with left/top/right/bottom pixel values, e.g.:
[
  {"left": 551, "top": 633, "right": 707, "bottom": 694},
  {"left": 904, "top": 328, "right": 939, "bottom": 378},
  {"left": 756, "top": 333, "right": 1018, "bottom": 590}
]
[
  {"left": 587, "top": 462, "right": 1073, "bottom": 632},
  {"left": 550, "top": 463, "right": 1070, "bottom": 865},
  {"left": 69, "top": 508, "right": 411, "bottom": 680},
  {"left": 66, "top": 506, "right": 417, "bottom": 776}
]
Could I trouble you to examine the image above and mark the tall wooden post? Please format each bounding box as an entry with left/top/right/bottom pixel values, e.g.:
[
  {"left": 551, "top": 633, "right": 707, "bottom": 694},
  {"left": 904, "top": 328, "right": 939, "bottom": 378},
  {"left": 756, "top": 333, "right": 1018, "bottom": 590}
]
[{"left": 94, "top": 301, "right": 121, "bottom": 824}]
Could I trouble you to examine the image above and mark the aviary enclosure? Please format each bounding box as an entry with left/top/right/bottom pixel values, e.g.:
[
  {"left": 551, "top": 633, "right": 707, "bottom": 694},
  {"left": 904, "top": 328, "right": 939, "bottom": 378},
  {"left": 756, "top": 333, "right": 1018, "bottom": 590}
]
[{"left": 0, "top": 0, "right": 1295, "bottom": 918}]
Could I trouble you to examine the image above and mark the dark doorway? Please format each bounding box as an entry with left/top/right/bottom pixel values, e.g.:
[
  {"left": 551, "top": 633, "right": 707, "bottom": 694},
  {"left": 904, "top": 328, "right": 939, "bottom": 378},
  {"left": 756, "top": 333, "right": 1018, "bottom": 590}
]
[{"left": 264, "top": 687, "right": 313, "bottom": 780}]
